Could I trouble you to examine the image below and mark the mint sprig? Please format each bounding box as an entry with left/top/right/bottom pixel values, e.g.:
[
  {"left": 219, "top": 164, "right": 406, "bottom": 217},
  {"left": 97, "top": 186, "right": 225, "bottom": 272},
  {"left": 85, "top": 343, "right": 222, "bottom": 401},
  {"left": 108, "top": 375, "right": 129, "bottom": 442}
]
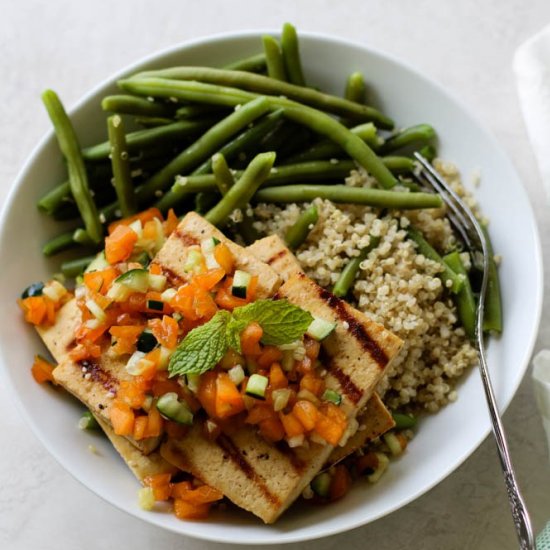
[
  {"left": 168, "top": 300, "right": 313, "bottom": 376},
  {"left": 168, "top": 310, "right": 230, "bottom": 377}
]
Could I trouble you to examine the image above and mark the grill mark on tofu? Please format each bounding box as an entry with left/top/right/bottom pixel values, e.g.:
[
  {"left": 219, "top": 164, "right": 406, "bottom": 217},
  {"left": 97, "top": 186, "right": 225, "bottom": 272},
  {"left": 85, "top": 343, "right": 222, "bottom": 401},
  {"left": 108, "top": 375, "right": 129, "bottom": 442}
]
[
  {"left": 313, "top": 280, "right": 389, "bottom": 368},
  {"left": 217, "top": 435, "right": 282, "bottom": 507},
  {"left": 151, "top": 262, "right": 185, "bottom": 287},
  {"left": 66, "top": 337, "right": 77, "bottom": 352},
  {"left": 78, "top": 359, "right": 119, "bottom": 392},
  {"left": 266, "top": 249, "right": 287, "bottom": 266},
  {"left": 174, "top": 229, "right": 199, "bottom": 247},
  {"left": 274, "top": 442, "right": 306, "bottom": 473},
  {"left": 324, "top": 355, "right": 362, "bottom": 404}
]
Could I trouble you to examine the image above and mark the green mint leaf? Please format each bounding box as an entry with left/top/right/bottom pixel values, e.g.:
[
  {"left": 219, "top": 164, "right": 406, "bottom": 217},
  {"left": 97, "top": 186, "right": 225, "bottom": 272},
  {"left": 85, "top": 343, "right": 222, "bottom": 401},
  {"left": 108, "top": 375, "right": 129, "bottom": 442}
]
[
  {"left": 168, "top": 310, "right": 231, "bottom": 376},
  {"left": 233, "top": 299, "right": 313, "bottom": 346},
  {"left": 226, "top": 317, "right": 246, "bottom": 353}
]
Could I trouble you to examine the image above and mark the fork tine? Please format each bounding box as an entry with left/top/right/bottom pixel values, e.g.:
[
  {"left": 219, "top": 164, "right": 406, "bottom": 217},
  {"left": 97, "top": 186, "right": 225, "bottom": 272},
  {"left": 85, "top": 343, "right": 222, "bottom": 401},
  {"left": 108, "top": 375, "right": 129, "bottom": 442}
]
[{"left": 413, "top": 153, "right": 479, "bottom": 251}]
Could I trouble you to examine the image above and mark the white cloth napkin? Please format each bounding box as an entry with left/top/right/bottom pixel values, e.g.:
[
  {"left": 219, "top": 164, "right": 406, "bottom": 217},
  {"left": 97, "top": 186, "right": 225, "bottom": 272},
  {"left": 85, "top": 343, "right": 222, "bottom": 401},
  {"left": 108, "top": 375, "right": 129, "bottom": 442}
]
[{"left": 513, "top": 24, "right": 550, "bottom": 202}]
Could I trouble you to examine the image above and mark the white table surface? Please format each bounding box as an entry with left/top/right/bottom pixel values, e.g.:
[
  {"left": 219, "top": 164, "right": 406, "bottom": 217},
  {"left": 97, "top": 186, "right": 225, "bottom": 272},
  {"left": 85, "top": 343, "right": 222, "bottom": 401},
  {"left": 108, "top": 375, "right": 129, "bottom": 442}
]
[{"left": 1, "top": 1, "right": 549, "bottom": 548}]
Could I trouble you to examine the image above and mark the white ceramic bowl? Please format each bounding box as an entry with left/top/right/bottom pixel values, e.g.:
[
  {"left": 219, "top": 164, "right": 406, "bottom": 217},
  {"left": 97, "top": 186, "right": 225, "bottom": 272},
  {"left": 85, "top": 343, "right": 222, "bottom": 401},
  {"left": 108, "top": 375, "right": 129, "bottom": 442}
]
[{"left": 0, "top": 31, "right": 543, "bottom": 545}]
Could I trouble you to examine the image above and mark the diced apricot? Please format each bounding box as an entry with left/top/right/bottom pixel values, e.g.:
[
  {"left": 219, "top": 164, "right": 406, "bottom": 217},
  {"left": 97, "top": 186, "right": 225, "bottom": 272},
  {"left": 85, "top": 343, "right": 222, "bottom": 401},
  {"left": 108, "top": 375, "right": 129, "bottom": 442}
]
[
  {"left": 245, "top": 404, "right": 274, "bottom": 425},
  {"left": 31, "top": 355, "right": 56, "bottom": 384},
  {"left": 268, "top": 362, "right": 288, "bottom": 390},
  {"left": 163, "top": 208, "right": 179, "bottom": 236},
  {"left": 110, "top": 400, "right": 135, "bottom": 436},
  {"left": 173, "top": 499, "right": 210, "bottom": 520},
  {"left": 279, "top": 411, "right": 305, "bottom": 438},
  {"left": 149, "top": 315, "right": 179, "bottom": 349},
  {"left": 108, "top": 207, "right": 163, "bottom": 234},
  {"left": 240, "top": 322, "right": 263, "bottom": 357},
  {"left": 213, "top": 242, "right": 234, "bottom": 275},
  {"left": 133, "top": 415, "right": 149, "bottom": 440},
  {"left": 109, "top": 325, "right": 144, "bottom": 355},
  {"left": 292, "top": 400, "right": 319, "bottom": 431},
  {"left": 193, "top": 268, "right": 226, "bottom": 291},
  {"left": 105, "top": 224, "right": 138, "bottom": 264},
  {"left": 258, "top": 416, "right": 285, "bottom": 442},
  {"left": 258, "top": 347, "right": 283, "bottom": 369},
  {"left": 197, "top": 371, "right": 218, "bottom": 419},
  {"left": 144, "top": 405, "right": 163, "bottom": 438},
  {"left": 215, "top": 373, "right": 245, "bottom": 419},
  {"left": 19, "top": 296, "right": 48, "bottom": 326},
  {"left": 300, "top": 372, "right": 325, "bottom": 397}
]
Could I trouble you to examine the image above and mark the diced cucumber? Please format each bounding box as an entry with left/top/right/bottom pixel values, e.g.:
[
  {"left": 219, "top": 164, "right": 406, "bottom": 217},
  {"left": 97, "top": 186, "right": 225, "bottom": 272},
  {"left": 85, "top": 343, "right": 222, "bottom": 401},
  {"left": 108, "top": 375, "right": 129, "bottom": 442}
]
[
  {"left": 128, "top": 219, "right": 143, "bottom": 237},
  {"left": 142, "top": 395, "right": 154, "bottom": 412},
  {"left": 85, "top": 299, "right": 107, "bottom": 322},
  {"left": 322, "top": 389, "right": 342, "bottom": 406},
  {"left": 186, "top": 373, "right": 200, "bottom": 394},
  {"left": 245, "top": 374, "right": 269, "bottom": 400},
  {"left": 383, "top": 432, "right": 406, "bottom": 456},
  {"left": 272, "top": 388, "right": 292, "bottom": 411},
  {"left": 138, "top": 487, "right": 155, "bottom": 511},
  {"left": 78, "top": 411, "right": 99, "bottom": 430},
  {"left": 161, "top": 288, "right": 177, "bottom": 302},
  {"left": 201, "top": 236, "right": 221, "bottom": 255},
  {"left": 85, "top": 251, "right": 109, "bottom": 273},
  {"left": 228, "top": 365, "right": 245, "bottom": 386},
  {"left": 146, "top": 299, "right": 164, "bottom": 312},
  {"left": 183, "top": 249, "right": 204, "bottom": 273},
  {"left": 156, "top": 392, "right": 194, "bottom": 425},
  {"left": 367, "top": 452, "right": 390, "bottom": 483},
  {"left": 125, "top": 351, "right": 154, "bottom": 375},
  {"left": 114, "top": 268, "right": 150, "bottom": 293},
  {"left": 106, "top": 282, "right": 132, "bottom": 302},
  {"left": 306, "top": 317, "right": 337, "bottom": 341},
  {"left": 311, "top": 472, "right": 331, "bottom": 498},
  {"left": 148, "top": 273, "right": 166, "bottom": 291},
  {"left": 137, "top": 329, "right": 158, "bottom": 353},
  {"left": 131, "top": 251, "right": 150, "bottom": 267},
  {"left": 21, "top": 281, "right": 44, "bottom": 299},
  {"left": 231, "top": 270, "right": 251, "bottom": 299}
]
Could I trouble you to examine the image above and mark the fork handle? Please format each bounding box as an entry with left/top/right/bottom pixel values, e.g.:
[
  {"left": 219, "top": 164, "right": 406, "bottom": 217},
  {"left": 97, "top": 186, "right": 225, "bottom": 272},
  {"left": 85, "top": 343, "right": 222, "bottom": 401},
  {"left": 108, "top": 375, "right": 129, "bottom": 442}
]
[{"left": 477, "top": 348, "right": 535, "bottom": 550}]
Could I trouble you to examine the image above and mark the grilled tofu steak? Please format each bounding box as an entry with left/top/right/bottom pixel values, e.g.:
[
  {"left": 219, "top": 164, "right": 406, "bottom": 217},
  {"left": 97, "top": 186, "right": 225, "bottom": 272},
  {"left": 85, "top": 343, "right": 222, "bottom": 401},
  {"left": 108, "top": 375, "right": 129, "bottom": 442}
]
[
  {"left": 161, "top": 270, "right": 402, "bottom": 523},
  {"left": 153, "top": 212, "right": 281, "bottom": 297},
  {"left": 247, "top": 235, "right": 396, "bottom": 462}
]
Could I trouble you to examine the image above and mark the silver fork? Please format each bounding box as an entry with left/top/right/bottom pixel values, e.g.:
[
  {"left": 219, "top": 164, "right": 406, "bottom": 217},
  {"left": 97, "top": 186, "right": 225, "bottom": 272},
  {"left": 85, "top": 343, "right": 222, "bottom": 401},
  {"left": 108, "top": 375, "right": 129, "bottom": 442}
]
[{"left": 413, "top": 152, "right": 535, "bottom": 550}]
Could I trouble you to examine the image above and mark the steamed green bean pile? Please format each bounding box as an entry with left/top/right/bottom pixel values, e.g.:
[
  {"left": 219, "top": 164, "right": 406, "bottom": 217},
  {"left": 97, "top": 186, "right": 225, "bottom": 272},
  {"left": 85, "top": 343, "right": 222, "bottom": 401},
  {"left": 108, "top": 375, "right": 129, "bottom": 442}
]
[{"left": 37, "top": 22, "right": 501, "bottom": 336}]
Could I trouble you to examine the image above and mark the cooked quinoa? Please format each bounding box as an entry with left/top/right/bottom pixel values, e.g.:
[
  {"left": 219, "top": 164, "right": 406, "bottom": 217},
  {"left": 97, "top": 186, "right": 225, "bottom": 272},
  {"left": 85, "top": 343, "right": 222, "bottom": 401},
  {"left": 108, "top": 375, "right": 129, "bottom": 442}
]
[{"left": 252, "top": 161, "right": 479, "bottom": 413}]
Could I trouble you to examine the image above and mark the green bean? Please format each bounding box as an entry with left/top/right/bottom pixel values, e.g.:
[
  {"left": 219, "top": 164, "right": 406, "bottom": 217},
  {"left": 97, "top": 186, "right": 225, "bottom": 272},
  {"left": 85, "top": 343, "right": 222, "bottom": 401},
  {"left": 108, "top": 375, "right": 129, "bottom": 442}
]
[
  {"left": 281, "top": 23, "right": 305, "bottom": 86},
  {"left": 73, "top": 228, "right": 96, "bottom": 246},
  {"left": 123, "top": 68, "right": 393, "bottom": 128},
  {"left": 61, "top": 255, "right": 95, "bottom": 278},
  {"left": 285, "top": 205, "right": 318, "bottom": 250},
  {"left": 262, "top": 35, "right": 287, "bottom": 81},
  {"left": 107, "top": 115, "right": 137, "bottom": 217},
  {"left": 382, "top": 156, "right": 416, "bottom": 174},
  {"left": 101, "top": 94, "right": 175, "bottom": 117},
  {"left": 255, "top": 185, "right": 443, "bottom": 210},
  {"left": 443, "top": 251, "right": 476, "bottom": 339},
  {"left": 391, "top": 412, "right": 417, "bottom": 430},
  {"left": 42, "top": 90, "right": 103, "bottom": 244},
  {"left": 332, "top": 236, "right": 381, "bottom": 297},
  {"left": 345, "top": 72, "right": 366, "bottom": 104},
  {"left": 205, "top": 152, "right": 276, "bottom": 226},
  {"left": 176, "top": 104, "right": 228, "bottom": 120},
  {"left": 38, "top": 181, "right": 72, "bottom": 216},
  {"left": 407, "top": 226, "right": 463, "bottom": 294},
  {"left": 482, "top": 226, "right": 503, "bottom": 334},
  {"left": 223, "top": 53, "right": 267, "bottom": 73},
  {"left": 135, "top": 96, "right": 271, "bottom": 205},
  {"left": 42, "top": 231, "right": 78, "bottom": 256},
  {"left": 82, "top": 119, "right": 216, "bottom": 161},
  {"left": 283, "top": 122, "right": 383, "bottom": 163},
  {"left": 193, "top": 109, "right": 284, "bottom": 175},
  {"left": 281, "top": 105, "right": 397, "bottom": 189},
  {"left": 418, "top": 144, "right": 437, "bottom": 162},
  {"left": 155, "top": 159, "right": 357, "bottom": 212},
  {"left": 119, "top": 78, "right": 397, "bottom": 187},
  {"left": 381, "top": 124, "right": 436, "bottom": 154},
  {"left": 211, "top": 153, "right": 235, "bottom": 194},
  {"left": 134, "top": 116, "right": 175, "bottom": 127}
]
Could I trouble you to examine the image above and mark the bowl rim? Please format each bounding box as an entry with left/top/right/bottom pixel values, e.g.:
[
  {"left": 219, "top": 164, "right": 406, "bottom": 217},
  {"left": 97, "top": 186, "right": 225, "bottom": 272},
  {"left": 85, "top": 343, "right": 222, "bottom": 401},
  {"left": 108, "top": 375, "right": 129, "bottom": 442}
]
[{"left": 0, "top": 28, "right": 544, "bottom": 545}]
